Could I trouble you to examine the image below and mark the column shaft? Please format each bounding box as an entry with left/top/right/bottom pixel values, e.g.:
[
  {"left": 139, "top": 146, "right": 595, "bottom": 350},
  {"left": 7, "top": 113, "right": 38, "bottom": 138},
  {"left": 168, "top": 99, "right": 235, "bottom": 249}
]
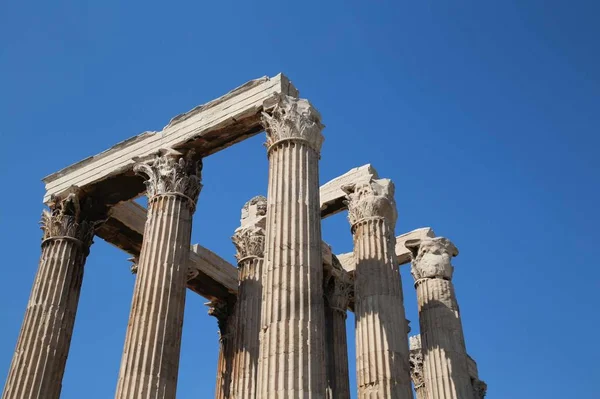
[
  {"left": 230, "top": 196, "right": 266, "bottom": 399},
  {"left": 353, "top": 218, "right": 413, "bottom": 398},
  {"left": 3, "top": 239, "right": 88, "bottom": 399},
  {"left": 211, "top": 300, "right": 236, "bottom": 399},
  {"left": 323, "top": 273, "right": 351, "bottom": 399},
  {"left": 407, "top": 237, "right": 473, "bottom": 399},
  {"left": 416, "top": 279, "right": 472, "bottom": 399},
  {"left": 258, "top": 96, "right": 326, "bottom": 398},
  {"left": 230, "top": 257, "right": 263, "bottom": 399},
  {"left": 115, "top": 151, "right": 201, "bottom": 399},
  {"left": 2, "top": 194, "right": 94, "bottom": 399},
  {"left": 344, "top": 178, "right": 413, "bottom": 399}
]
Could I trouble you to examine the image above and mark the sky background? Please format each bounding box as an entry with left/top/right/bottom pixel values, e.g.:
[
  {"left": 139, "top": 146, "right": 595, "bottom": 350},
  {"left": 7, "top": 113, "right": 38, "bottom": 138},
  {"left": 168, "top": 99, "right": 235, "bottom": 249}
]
[{"left": 1, "top": 1, "right": 599, "bottom": 398}]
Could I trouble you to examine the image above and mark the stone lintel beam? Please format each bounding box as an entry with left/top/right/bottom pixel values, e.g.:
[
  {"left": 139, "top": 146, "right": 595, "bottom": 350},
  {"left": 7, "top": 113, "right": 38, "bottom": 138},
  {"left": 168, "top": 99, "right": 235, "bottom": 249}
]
[
  {"left": 96, "top": 200, "right": 238, "bottom": 301},
  {"left": 97, "top": 201, "right": 341, "bottom": 302},
  {"left": 337, "top": 227, "right": 436, "bottom": 273},
  {"left": 42, "top": 73, "right": 299, "bottom": 205},
  {"left": 94, "top": 164, "right": 376, "bottom": 299},
  {"left": 97, "top": 164, "right": 378, "bottom": 257}
]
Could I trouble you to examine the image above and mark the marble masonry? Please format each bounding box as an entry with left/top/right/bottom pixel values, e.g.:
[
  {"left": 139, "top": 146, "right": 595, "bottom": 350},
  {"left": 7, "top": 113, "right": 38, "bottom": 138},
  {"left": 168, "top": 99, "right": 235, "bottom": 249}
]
[{"left": 2, "top": 74, "right": 485, "bottom": 399}]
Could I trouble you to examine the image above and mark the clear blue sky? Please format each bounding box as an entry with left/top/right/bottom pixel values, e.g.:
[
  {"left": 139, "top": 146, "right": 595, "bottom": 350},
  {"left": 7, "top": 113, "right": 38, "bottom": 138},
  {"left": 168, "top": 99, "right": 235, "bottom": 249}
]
[{"left": 1, "top": 1, "right": 598, "bottom": 398}]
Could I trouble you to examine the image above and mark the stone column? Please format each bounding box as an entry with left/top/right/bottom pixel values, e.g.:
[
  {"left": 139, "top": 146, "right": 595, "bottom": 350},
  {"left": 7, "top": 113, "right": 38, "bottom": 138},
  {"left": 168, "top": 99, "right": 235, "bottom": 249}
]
[
  {"left": 115, "top": 150, "right": 202, "bottom": 399},
  {"left": 257, "top": 95, "right": 327, "bottom": 398},
  {"left": 230, "top": 196, "right": 267, "bottom": 399},
  {"left": 343, "top": 179, "right": 413, "bottom": 398},
  {"left": 2, "top": 193, "right": 96, "bottom": 399},
  {"left": 208, "top": 299, "right": 236, "bottom": 399},
  {"left": 409, "top": 335, "right": 428, "bottom": 399},
  {"left": 405, "top": 237, "right": 473, "bottom": 399},
  {"left": 323, "top": 258, "right": 352, "bottom": 399}
]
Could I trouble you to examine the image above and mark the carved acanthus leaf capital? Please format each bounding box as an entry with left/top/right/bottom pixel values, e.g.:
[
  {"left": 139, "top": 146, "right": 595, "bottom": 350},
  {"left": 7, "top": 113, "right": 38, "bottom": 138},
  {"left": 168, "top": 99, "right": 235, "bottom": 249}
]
[
  {"left": 133, "top": 149, "right": 202, "bottom": 205},
  {"left": 232, "top": 227, "right": 265, "bottom": 261},
  {"left": 206, "top": 299, "right": 234, "bottom": 338},
  {"left": 325, "top": 276, "right": 353, "bottom": 313},
  {"left": 342, "top": 178, "right": 397, "bottom": 228},
  {"left": 261, "top": 95, "right": 324, "bottom": 153},
  {"left": 128, "top": 257, "right": 139, "bottom": 274},
  {"left": 324, "top": 255, "right": 353, "bottom": 312},
  {"left": 40, "top": 192, "right": 97, "bottom": 248},
  {"left": 406, "top": 237, "right": 458, "bottom": 281}
]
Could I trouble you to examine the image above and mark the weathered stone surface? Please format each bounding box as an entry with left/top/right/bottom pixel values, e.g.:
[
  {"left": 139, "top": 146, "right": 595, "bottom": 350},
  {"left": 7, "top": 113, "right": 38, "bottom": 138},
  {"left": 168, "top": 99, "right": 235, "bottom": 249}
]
[
  {"left": 42, "top": 74, "right": 298, "bottom": 205},
  {"left": 115, "top": 152, "right": 201, "bottom": 399},
  {"left": 406, "top": 237, "right": 458, "bottom": 281},
  {"left": 411, "top": 336, "right": 487, "bottom": 399},
  {"left": 320, "top": 164, "right": 378, "bottom": 218},
  {"left": 337, "top": 227, "right": 436, "bottom": 273},
  {"left": 406, "top": 237, "right": 473, "bottom": 399},
  {"left": 2, "top": 194, "right": 97, "bottom": 399},
  {"left": 343, "top": 178, "right": 413, "bottom": 399},
  {"left": 323, "top": 256, "right": 352, "bottom": 399},
  {"left": 257, "top": 95, "right": 327, "bottom": 398},
  {"left": 96, "top": 164, "right": 378, "bottom": 301},
  {"left": 229, "top": 196, "right": 267, "bottom": 399},
  {"left": 208, "top": 298, "right": 237, "bottom": 399},
  {"left": 409, "top": 335, "right": 427, "bottom": 399},
  {"left": 467, "top": 356, "right": 487, "bottom": 399}
]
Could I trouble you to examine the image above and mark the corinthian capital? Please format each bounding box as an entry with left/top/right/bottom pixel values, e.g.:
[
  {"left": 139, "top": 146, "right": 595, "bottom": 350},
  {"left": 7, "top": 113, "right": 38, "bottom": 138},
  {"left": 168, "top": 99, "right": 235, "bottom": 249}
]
[
  {"left": 405, "top": 237, "right": 458, "bottom": 281},
  {"left": 232, "top": 196, "right": 267, "bottom": 261},
  {"left": 324, "top": 255, "right": 353, "bottom": 313},
  {"left": 133, "top": 149, "right": 202, "bottom": 205},
  {"left": 232, "top": 227, "right": 265, "bottom": 261},
  {"left": 41, "top": 192, "right": 97, "bottom": 247},
  {"left": 342, "top": 178, "right": 397, "bottom": 228},
  {"left": 325, "top": 277, "right": 353, "bottom": 313},
  {"left": 261, "top": 95, "right": 324, "bottom": 153},
  {"left": 206, "top": 299, "right": 234, "bottom": 338}
]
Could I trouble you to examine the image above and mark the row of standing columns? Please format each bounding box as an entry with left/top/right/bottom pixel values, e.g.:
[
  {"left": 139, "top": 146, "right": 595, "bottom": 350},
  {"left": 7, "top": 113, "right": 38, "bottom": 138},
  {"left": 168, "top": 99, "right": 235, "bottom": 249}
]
[
  {"left": 2, "top": 94, "right": 484, "bottom": 399},
  {"left": 2, "top": 149, "right": 203, "bottom": 399}
]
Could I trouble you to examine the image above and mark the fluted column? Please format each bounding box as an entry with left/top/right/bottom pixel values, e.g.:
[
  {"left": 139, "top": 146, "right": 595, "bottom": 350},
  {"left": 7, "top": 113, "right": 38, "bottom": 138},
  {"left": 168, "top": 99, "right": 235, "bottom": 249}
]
[
  {"left": 343, "top": 179, "right": 413, "bottom": 399},
  {"left": 115, "top": 150, "right": 202, "bottom": 399},
  {"left": 409, "top": 335, "right": 428, "bottom": 399},
  {"left": 230, "top": 196, "right": 267, "bottom": 399},
  {"left": 209, "top": 299, "right": 236, "bottom": 399},
  {"left": 257, "top": 95, "right": 327, "bottom": 398},
  {"left": 323, "top": 258, "right": 352, "bottom": 399},
  {"left": 2, "top": 193, "right": 96, "bottom": 399},
  {"left": 405, "top": 237, "right": 473, "bottom": 399}
]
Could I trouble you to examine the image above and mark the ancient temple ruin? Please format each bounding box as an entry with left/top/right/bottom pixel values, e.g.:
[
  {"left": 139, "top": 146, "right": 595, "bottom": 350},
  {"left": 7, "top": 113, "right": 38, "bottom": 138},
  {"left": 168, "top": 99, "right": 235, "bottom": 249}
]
[{"left": 2, "top": 74, "right": 486, "bottom": 399}]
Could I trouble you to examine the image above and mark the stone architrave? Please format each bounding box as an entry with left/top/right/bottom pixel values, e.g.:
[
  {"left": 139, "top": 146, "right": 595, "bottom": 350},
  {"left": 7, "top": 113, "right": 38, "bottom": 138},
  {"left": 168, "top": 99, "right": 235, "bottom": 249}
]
[
  {"left": 409, "top": 335, "right": 428, "bottom": 399},
  {"left": 257, "top": 95, "right": 327, "bottom": 398},
  {"left": 229, "top": 196, "right": 267, "bottom": 399},
  {"left": 114, "top": 150, "right": 202, "bottom": 399},
  {"left": 2, "top": 193, "right": 97, "bottom": 399},
  {"left": 208, "top": 299, "right": 237, "bottom": 399},
  {"left": 343, "top": 179, "right": 413, "bottom": 399},
  {"left": 323, "top": 256, "right": 352, "bottom": 399},
  {"left": 405, "top": 237, "right": 473, "bottom": 399}
]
